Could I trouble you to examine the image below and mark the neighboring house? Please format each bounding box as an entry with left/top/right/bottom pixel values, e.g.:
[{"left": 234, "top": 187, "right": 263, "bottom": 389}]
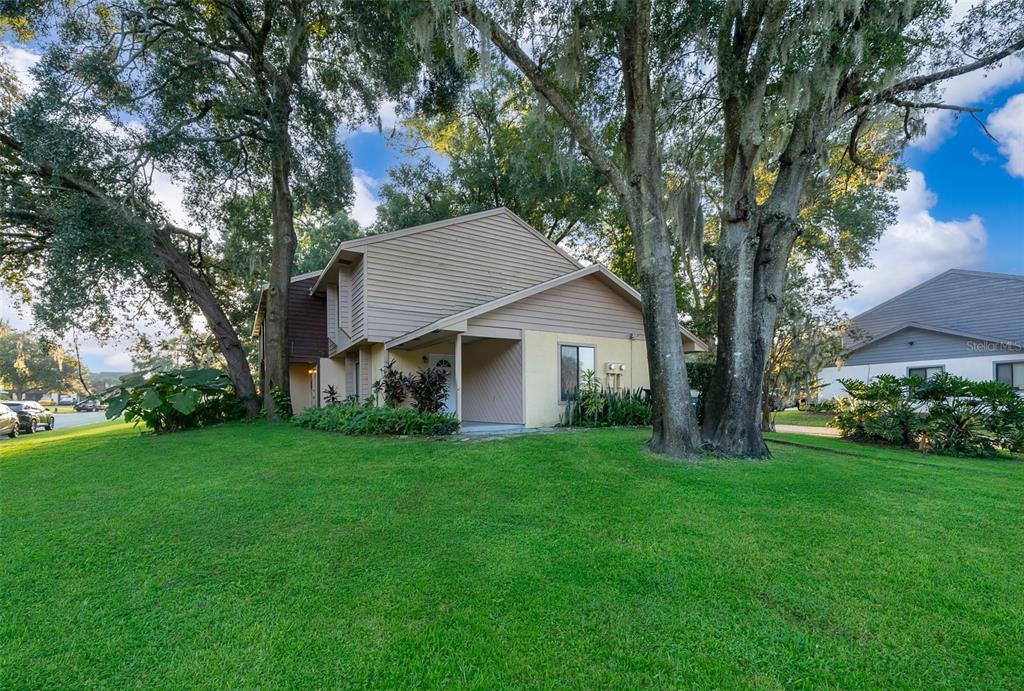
[
  {"left": 254, "top": 208, "right": 707, "bottom": 427},
  {"left": 818, "top": 269, "right": 1024, "bottom": 399}
]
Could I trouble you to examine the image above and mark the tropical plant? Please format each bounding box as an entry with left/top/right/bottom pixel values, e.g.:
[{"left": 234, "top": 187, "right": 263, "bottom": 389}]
[
  {"left": 407, "top": 366, "right": 449, "bottom": 415},
  {"left": 98, "top": 368, "right": 244, "bottom": 433},
  {"left": 561, "top": 387, "right": 652, "bottom": 428},
  {"left": 834, "top": 373, "right": 1024, "bottom": 457},
  {"left": 323, "top": 385, "right": 341, "bottom": 406},
  {"left": 292, "top": 403, "right": 459, "bottom": 436},
  {"left": 373, "top": 360, "right": 411, "bottom": 407}
]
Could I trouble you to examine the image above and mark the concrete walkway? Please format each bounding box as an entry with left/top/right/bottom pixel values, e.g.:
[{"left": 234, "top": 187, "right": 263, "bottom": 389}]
[{"left": 773, "top": 424, "right": 840, "bottom": 437}]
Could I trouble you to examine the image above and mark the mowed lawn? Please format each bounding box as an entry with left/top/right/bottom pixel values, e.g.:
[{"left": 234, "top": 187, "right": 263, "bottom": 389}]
[
  {"left": 2, "top": 423, "right": 1023, "bottom": 688},
  {"left": 772, "top": 410, "right": 835, "bottom": 427}
]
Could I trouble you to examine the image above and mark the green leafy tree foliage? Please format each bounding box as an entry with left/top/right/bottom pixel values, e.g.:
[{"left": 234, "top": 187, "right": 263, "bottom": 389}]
[
  {"left": 438, "top": 0, "right": 1023, "bottom": 459},
  {"left": 294, "top": 213, "right": 361, "bottom": 274},
  {"left": 0, "top": 321, "right": 86, "bottom": 399},
  {"left": 2, "top": 0, "right": 457, "bottom": 419},
  {"left": 374, "top": 68, "right": 609, "bottom": 253},
  {"left": 700, "top": 0, "right": 1024, "bottom": 456}
]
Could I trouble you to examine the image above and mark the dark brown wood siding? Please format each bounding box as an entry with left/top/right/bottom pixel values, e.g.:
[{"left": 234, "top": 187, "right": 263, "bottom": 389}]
[{"left": 287, "top": 276, "right": 327, "bottom": 363}]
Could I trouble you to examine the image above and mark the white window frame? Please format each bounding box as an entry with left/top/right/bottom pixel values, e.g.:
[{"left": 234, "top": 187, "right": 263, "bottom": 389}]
[
  {"left": 558, "top": 343, "right": 596, "bottom": 403},
  {"left": 907, "top": 364, "right": 944, "bottom": 380},
  {"left": 995, "top": 361, "right": 1024, "bottom": 390}
]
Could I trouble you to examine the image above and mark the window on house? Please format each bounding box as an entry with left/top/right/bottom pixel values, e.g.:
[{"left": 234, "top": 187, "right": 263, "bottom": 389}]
[
  {"left": 560, "top": 345, "right": 595, "bottom": 401},
  {"left": 995, "top": 362, "right": 1024, "bottom": 390},
  {"left": 908, "top": 365, "right": 944, "bottom": 380}
]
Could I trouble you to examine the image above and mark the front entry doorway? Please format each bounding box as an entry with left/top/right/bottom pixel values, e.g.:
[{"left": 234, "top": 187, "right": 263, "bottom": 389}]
[{"left": 428, "top": 353, "right": 456, "bottom": 415}]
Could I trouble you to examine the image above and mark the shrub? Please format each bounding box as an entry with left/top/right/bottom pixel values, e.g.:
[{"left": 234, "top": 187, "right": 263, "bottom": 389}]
[
  {"left": 97, "top": 368, "right": 245, "bottom": 433},
  {"left": 408, "top": 366, "right": 449, "bottom": 414},
  {"left": 561, "top": 386, "right": 652, "bottom": 427},
  {"left": 270, "top": 386, "right": 293, "bottom": 419},
  {"left": 833, "top": 375, "right": 923, "bottom": 446},
  {"left": 835, "top": 373, "right": 1024, "bottom": 457},
  {"left": 373, "top": 359, "right": 411, "bottom": 407},
  {"left": 292, "top": 402, "right": 459, "bottom": 436}
]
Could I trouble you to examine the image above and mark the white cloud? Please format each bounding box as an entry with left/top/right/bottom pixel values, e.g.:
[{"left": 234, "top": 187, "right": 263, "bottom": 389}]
[
  {"left": 350, "top": 169, "right": 379, "bottom": 227},
  {"left": 845, "top": 169, "right": 987, "bottom": 313},
  {"left": 914, "top": 54, "right": 1024, "bottom": 150},
  {"left": 356, "top": 100, "right": 402, "bottom": 134},
  {"left": 987, "top": 93, "right": 1024, "bottom": 177},
  {"left": 150, "top": 168, "right": 192, "bottom": 228},
  {"left": 102, "top": 351, "right": 134, "bottom": 369},
  {"left": 0, "top": 287, "right": 33, "bottom": 330},
  {"left": 3, "top": 44, "right": 40, "bottom": 91}
]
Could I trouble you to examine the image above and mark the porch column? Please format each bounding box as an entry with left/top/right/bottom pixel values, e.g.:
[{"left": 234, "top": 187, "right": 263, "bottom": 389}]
[
  {"left": 455, "top": 333, "right": 463, "bottom": 422},
  {"left": 380, "top": 347, "right": 388, "bottom": 407}
]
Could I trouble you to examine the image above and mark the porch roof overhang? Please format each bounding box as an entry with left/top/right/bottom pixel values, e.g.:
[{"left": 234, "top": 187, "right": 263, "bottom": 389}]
[{"left": 385, "top": 264, "right": 709, "bottom": 352}]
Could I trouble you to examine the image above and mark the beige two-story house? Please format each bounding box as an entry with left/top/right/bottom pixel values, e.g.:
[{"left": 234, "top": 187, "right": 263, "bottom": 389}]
[{"left": 254, "top": 208, "right": 706, "bottom": 429}]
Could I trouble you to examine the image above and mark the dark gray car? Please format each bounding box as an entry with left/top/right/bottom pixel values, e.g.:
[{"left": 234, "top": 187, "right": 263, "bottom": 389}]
[
  {"left": 6, "top": 401, "right": 55, "bottom": 433},
  {"left": 0, "top": 403, "right": 19, "bottom": 438}
]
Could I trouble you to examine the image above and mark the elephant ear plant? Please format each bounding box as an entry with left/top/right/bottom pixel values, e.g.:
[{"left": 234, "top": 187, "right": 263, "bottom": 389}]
[{"left": 98, "top": 368, "right": 244, "bottom": 433}]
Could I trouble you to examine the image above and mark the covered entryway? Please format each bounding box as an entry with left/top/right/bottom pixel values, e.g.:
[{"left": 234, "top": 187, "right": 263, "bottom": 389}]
[
  {"left": 387, "top": 330, "right": 524, "bottom": 426},
  {"left": 460, "top": 337, "right": 523, "bottom": 425}
]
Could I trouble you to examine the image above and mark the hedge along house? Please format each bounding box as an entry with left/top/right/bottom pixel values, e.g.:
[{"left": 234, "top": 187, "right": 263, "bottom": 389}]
[{"left": 254, "top": 208, "right": 707, "bottom": 428}]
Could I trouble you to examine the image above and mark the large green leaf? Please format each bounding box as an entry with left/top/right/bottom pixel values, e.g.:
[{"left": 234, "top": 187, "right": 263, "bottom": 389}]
[
  {"left": 179, "top": 368, "right": 224, "bottom": 387},
  {"left": 169, "top": 390, "right": 200, "bottom": 415},
  {"left": 141, "top": 388, "right": 163, "bottom": 411},
  {"left": 104, "top": 391, "right": 130, "bottom": 419}
]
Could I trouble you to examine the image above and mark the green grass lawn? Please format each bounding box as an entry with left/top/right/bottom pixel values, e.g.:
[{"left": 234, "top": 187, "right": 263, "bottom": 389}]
[
  {"left": 772, "top": 409, "right": 835, "bottom": 427},
  {"left": 3, "top": 422, "right": 1023, "bottom": 688}
]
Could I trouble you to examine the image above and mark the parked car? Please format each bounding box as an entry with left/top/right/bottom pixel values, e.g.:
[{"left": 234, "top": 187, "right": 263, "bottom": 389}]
[
  {"left": 74, "top": 399, "right": 104, "bottom": 412},
  {"left": 57, "top": 395, "right": 77, "bottom": 406},
  {"left": 0, "top": 403, "right": 19, "bottom": 438},
  {"left": 6, "top": 401, "right": 55, "bottom": 433}
]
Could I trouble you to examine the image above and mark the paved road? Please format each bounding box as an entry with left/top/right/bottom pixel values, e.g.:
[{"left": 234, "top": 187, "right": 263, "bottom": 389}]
[
  {"left": 1, "top": 411, "right": 109, "bottom": 443},
  {"left": 53, "top": 411, "right": 109, "bottom": 429}
]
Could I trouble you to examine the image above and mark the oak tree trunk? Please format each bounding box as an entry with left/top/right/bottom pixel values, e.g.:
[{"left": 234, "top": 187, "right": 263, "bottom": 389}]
[
  {"left": 618, "top": 0, "right": 700, "bottom": 457},
  {"left": 262, "top": 145, "right": 298, "bottom": 419},
  {"left": 151, "top": 225, "right": 260, "bottom": 417}
]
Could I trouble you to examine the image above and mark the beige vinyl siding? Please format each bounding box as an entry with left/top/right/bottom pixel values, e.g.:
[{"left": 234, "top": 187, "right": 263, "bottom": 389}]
[
  {"left": 339, "top": 266, "right": 351, "bottom": 335},
  {"left": 467, "top": 275, "right": 646, "bottom": 340},
  {"left": 345, "top": 353, "right": 357, "bottom": 397},
  {"left": 461, "top": 338, "right": 523, "bottom": 424},
  {"left": 350, "top": 258, "right": 366, "bottom": 341},
  {"left": 359, "top": 344, "right": 373, "bottom": 397},
  {"left": 326, "top": 286, "right": 338, "bottom": 351},
  {"left": 364, "top": 214, "right": 578, "bottom": 341}
]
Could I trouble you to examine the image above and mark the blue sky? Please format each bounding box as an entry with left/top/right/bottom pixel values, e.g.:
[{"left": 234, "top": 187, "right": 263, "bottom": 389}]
[{"left": 1, "top": 42, "right": 1022, "bottom": 372}]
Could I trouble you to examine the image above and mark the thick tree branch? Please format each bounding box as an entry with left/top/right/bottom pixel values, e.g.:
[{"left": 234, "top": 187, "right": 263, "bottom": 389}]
[
  {"left": 451, "top": 0, "right": 630, "bottom": 202},
  {"left": 878, "top": 35, "right": 1024, "bottom": 101},
  {"left": 0, "top": 131, "right": 203, "bottom": 241}
]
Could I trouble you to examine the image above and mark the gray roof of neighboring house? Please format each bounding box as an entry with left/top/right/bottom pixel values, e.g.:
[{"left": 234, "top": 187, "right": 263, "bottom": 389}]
[{"left": 844, "top": 269, "right": 1024, "bottom": 363}]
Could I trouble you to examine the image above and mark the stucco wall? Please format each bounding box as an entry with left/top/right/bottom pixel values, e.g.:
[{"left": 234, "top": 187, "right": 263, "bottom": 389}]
[
  {"left": 288, "top": 363, "right": 316, "bottom": 413},
  {"left": 818, "top": 352, "right": 1024, "bottom": 399},
  {"left": 522, "top": 330, "right": 649, "bottom": 428},
  {"left": 318, "top": 357, "right": 346, "bottom": 405}
]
